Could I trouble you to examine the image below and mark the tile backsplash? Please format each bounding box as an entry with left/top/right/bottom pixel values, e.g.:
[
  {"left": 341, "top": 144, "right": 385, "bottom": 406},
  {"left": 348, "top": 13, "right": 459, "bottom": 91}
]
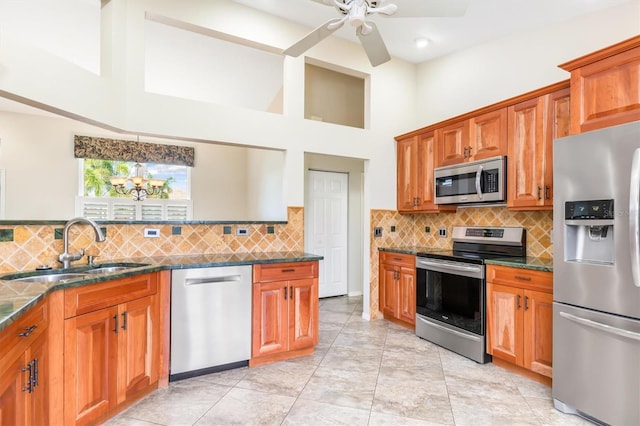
[
  {"left": 0, "top": 207, "right": 304, "bottom": 274},
  {"left": 369, "top": 207, "right": 553, "bottom": 319}
]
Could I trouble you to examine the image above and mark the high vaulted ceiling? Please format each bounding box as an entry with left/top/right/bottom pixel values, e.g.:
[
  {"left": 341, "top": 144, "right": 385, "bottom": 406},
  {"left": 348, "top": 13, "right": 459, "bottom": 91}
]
[{"left": 234, "top": 0, "right": 635, "bottom": 64}]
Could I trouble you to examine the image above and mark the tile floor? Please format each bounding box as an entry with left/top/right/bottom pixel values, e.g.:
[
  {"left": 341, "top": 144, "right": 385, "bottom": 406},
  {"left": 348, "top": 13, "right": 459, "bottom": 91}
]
[{"left": 106, "top": 296, "right": 590, "bottom": 426}]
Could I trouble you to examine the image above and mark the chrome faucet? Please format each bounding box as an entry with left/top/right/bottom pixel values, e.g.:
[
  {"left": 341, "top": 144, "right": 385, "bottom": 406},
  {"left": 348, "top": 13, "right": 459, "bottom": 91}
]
[{"left": 57, "top": 217, "right": 106, "bottom": 269}]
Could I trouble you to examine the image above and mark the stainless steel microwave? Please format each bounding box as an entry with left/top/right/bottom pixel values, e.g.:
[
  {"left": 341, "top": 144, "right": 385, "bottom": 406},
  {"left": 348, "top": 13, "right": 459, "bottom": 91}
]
[{"left": 434, "top": 156, "right": 507, "bottom": 205}]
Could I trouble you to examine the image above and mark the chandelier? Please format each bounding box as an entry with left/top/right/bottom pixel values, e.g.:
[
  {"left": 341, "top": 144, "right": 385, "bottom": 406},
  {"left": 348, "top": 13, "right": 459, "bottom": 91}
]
[{"left": 109, "top": 162, "right": 165, "bottom": 201}]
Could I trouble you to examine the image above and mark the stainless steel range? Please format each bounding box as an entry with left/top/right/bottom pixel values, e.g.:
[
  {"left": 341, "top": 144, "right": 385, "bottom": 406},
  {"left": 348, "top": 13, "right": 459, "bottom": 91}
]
[{"left": 415, "top": 226, "right": 526, "bottom": 363}]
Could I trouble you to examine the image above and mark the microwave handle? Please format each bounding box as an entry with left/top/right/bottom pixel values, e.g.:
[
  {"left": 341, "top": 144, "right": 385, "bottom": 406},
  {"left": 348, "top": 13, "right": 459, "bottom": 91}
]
[{"left": 475, "top": 165, "right": 483, "bottom": 200}]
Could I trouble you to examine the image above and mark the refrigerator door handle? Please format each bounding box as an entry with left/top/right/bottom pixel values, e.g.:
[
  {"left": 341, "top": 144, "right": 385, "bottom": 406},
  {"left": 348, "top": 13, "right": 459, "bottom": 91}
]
[
  {"left": 559, "top": 311, "right": 640, "bottom": 342},
  {"left": 475, "top": 165, "right": 483, "bottom": 200},
  {"left": 630, "top": 148, "right": 640, "bottom": 287}
]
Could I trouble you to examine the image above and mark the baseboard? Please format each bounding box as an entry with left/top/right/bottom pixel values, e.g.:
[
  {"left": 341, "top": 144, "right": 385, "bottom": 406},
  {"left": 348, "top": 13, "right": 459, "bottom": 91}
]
[{"left": 348, "top": 291, "right": 363, "bottom": 297}]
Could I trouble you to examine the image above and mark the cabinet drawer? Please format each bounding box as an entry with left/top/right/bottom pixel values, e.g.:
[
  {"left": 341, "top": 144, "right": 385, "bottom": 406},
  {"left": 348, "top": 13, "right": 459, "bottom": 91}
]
[
  {"left": 253, "top": 262, "right": 318, "bottom": 283},
  {"left": 64, "top": 273, "right": 157, "bottom": 318},
  {"left": 486, "top": 265, "right": 552, "bottom": 292},
  {"left": 0, "top": 298, "right": 48, "bottom": 364},
  {"left": 379, "top": 252, "right": 415, "bottom": 268}
]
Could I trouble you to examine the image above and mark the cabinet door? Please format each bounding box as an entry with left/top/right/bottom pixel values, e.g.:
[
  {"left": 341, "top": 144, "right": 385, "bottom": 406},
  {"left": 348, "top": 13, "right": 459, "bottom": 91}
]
[
  {"left": 0, "top": 351, "right": 27, "bottom": 426},
  {"left": 379, "top": 263, "right": 398, "bottom": 318},
  {"left": 543, "top": 88, "right": 571, "bottom": 207},
  {"left": 397, "top": 266, "right": 416, "bottom": 325},
  {"left": 436, "top": 121, "right": 469, "bottom": 166},
  {"left": 507, "top": 97, "right": 546, "bottom": 209},
  {"left": 117, "top": 296, "right": 158, "bottom": 404},
  {"left": 64, "top": 307, "right": 118, "bottom": 426},
  {"left": 252, "top": 282, "right": 288, "bottom": 357},
  {"left": 396, "top": 136, "right": 419, "bottom": 212},
  {"left": 27, "top": 332, "right": 48, "bottom": 426},
  {"left": 469, "top": 108, "right": 507, "bottom": 161},
  {"left": 523, "top": 290, "right": 553, "bottom": 378},
  {"left": 486, "top": 283, "right": 523, "bottom": 366},
  {"left": 288, "top": 278, "right": 318, "bottom": 351}
]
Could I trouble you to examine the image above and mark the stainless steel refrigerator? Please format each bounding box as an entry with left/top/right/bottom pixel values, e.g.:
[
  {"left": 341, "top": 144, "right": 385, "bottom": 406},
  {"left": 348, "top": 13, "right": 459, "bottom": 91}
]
[{"left": 553, "top": 121, "right": 640, "bottom": 425}]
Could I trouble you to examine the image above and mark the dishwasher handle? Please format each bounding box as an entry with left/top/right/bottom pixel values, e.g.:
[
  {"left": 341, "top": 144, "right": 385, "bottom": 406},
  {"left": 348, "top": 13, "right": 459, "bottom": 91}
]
[{"left": 184, "top": 275, "right": 243, "bottom": 286}]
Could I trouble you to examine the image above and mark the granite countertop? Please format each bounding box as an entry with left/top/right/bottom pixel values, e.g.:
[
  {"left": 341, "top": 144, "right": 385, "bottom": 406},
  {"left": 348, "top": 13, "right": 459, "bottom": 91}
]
[
  {"left": 378, "top": 247, "right": 553, "bottom": 272},
  {"left": 0, "top": 251, "right": 323, "bottom": 332}
]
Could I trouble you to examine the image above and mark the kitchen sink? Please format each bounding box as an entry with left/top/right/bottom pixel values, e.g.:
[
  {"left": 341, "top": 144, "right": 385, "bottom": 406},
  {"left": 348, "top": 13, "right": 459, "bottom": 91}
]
[
  {"left": 1, "top": 263, "right": 150, "bottom": 283},
  {"left": 10, "top": 273, "right": 89, "bottom": 283}
]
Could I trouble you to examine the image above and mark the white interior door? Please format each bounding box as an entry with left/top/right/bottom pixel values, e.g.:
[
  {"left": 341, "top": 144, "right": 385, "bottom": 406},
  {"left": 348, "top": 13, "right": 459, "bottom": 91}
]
[{"left": 306, "top": 170, "right": 348, "bottom": 298}]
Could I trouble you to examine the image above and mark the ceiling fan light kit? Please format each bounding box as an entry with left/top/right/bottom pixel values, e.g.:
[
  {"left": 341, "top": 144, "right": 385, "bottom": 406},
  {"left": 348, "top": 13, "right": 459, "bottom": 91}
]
[{"left": 282, "top": 0, "right": 469, "bottom": 67}]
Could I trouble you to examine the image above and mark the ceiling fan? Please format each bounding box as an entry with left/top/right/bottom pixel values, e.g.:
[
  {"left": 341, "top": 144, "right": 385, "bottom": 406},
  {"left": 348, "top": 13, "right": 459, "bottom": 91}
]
[{"left": 283, "top": 0, "right": 470, "bottom": 67}]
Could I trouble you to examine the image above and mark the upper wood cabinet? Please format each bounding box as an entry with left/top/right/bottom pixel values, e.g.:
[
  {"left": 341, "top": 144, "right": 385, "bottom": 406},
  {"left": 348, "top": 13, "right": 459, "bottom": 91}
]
[
  {"left": 436, "top": 109, "right": 507, "bottom": 167},
  {"left": 396, "top": 132, "right": 455, "bottom": 214},
  {"left": 507, "top": 88, "right": 570, "bottom": 210},
  {"left": 559, "top": 35, "right": 640, "bottom": 134}
]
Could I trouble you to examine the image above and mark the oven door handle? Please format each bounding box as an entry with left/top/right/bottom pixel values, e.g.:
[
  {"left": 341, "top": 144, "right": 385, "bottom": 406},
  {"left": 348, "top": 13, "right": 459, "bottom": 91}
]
[{"left": 416, "top": 258, "right": 484, "bottom": 279}]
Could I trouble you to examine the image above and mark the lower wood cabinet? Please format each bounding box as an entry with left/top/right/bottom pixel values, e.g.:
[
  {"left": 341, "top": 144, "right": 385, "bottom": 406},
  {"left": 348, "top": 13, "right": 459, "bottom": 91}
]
[
  {"left": 250, "top": 261, "right": 319, "bottom": 366},
  {"left": 379, "top": 252, "right": 415, "bottom": 328},
  {"left": 0, "top": 299, "right": 49, "bottom": 426},
  {"left": 486, "top": 265, "right": 553, "bottom": 379},
  {"left": 63, "top": 273, "right": 161, "bottom": 426}
]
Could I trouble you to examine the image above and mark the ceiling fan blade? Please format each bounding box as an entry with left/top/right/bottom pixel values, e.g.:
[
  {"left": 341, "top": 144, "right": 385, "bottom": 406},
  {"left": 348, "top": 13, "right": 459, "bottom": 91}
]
[
  {"left": 386, "top": 0, "right": 470, "bottom": 17},
  {"left": 356, "top": 22, "right": 391, "bottom": 67},
  {"left": 283, "top": 18, "right": 345, "bottom": 57}
]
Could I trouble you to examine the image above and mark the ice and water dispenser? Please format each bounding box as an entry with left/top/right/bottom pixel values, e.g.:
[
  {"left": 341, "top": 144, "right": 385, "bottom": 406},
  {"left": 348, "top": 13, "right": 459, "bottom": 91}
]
[{"left": 564, "top": 199, "right": 615, "bottom": 265}]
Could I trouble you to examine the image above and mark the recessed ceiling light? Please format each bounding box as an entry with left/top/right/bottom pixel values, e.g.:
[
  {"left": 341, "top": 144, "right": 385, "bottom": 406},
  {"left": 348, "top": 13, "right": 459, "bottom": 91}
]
[{"left": 415, "top": 38, "right": 430, "bottom": 48}]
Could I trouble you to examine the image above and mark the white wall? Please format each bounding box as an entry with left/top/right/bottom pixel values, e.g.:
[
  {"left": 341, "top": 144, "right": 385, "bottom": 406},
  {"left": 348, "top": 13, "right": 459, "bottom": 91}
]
[
  {"left": 246, "top": 149, "right": 286, "bottom": 221},
  {"left": 415, "top": 1, "right": 640, "bottom": 126}
]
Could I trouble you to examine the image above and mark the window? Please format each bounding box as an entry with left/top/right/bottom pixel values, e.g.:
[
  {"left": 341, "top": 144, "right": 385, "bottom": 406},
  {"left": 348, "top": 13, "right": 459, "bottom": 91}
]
[{"left": 77, "top": 159, "right": 193, "bottom": 221}]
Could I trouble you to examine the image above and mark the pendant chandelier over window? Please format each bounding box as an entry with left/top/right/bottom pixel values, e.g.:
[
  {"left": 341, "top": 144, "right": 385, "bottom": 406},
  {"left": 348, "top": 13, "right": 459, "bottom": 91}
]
[{"left": 109, "top": 162, "right": 165, "bottom": 201}]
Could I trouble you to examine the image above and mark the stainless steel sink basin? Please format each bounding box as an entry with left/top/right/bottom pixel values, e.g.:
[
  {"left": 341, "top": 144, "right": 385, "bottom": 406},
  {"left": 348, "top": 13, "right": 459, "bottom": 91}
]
[
  {"left": 84, "top": 266, "right": 136, "bottom": 274},
  {"left": 11, "top": 273, "right": 89, "bottom": 283}
]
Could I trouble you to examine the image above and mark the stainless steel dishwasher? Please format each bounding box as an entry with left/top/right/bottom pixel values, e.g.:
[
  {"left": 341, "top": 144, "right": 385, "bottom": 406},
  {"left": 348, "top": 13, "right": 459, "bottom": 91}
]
[{"left": 170, "top": 265, "right": 252, "bottom": 381}]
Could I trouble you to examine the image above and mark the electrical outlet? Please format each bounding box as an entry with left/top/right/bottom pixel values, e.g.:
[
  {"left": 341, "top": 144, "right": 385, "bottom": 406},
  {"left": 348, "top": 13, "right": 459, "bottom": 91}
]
[
  {"left": 144, "top": 228, "right": 160, "bottom": 238},
  {"left": 390, "top": 226, "right": 396, "bottom": 232},
  {"left": 374, "top": 227, "right": 382, "bottom": 238},
  {"left": 438, "top": 227, "right": 447, "bottom": 238},
  {"left": 236, "top": 228, "right": 249, "bottom": 236},
  {"left": 425, "top": 226, "right": 430, "bottom": 233}
]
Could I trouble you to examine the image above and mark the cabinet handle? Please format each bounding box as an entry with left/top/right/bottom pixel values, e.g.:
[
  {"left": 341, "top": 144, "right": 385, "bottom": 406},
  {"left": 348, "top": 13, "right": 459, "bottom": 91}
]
[
  {"left": 545, "top": 185, "right": 551, "bottom": 200},
  {"left": 517, "top": 294, "right": 521, "bottom": 309},
  {"left": 289, "top": 286, "right": 294, "bottom": 300},
  {"left": 537, "top": 186, "right": 542, "bottom": 200},
  {"left": 284, "top": 286, "right": 288, "bottom": 300},
  {"left": 121, "top": 312, "right": 128, "bottom": 331},
  {"left": 18, "top": 324, "right": 38, "bottom": 337},
  {"left": 463, "top": 147, "right": 468, "bottom": 158},
  {"left": 21, "top": 362, "right": 33, "bottom": 393},
  {"left": 32, "top": 358, "right": 39, "bottom": 388},
  {"left": 113, "top": 314, "right": 119, "bottom": 334},
  {"left": 514, "top": 275, "right": 532, "bottom": 281},
  {"left": 415, "top": 197, "right": 420, "bottom": 206},
  {"left": 468, "top": 146, "right": 473, "bottom": 157},
  {"left": 524, "top": 296, "right": 529, "bottom": 311},
  {"left": 281, "top": 268, "right": 295, "bottom": 273}
]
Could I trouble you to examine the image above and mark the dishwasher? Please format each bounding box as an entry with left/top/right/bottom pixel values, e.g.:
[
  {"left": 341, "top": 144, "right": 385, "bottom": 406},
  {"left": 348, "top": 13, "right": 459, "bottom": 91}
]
[{"left": 170, "top": 265, "right": 252, "bottom": 381}]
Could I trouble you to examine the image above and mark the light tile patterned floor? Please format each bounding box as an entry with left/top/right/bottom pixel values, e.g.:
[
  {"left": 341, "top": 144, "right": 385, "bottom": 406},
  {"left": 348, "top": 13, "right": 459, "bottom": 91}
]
[{"left": 106, "top": 296, "right": 590, "bottom": 426}]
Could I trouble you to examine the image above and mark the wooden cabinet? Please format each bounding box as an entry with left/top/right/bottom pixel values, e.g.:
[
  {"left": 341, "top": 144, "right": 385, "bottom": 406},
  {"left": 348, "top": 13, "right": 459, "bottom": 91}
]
[
  {"left": 396, "top": 132, "right": 455, "bottom": 213},
  {"left": 251, "top": 261, "right": 319, "bottom": 367},
  {"left": 486, "top": 265, "right": 553, "bottom": 380},
  {"left": 559, "top": 36, "right": 640, "bottom": 134},
  {"left": 63, "top": 273, "right": 160, "bottom": 426},
  {"left": 507, "top": 88, "right": 570, "bottom": 210},
  {"left": 0, "top": 299, "right": 49, "bottom": 426},
  {"left": 436, "top": 109, "right": 507, "bottom": 167},
  {"left": 379, "top": 251, "right": 415, "bottom": 328}
]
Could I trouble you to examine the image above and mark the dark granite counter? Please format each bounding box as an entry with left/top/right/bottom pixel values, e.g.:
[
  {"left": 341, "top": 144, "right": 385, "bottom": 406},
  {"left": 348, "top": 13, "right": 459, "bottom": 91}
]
[
  {"left": 484, "top": 257, "right": 553, "bottom": 272},
  {"left": 0, "top": 251, "right": 323, "bottom": 332},
  {"left": 378, "top": 247, "right": 552, "bottom": 272}
]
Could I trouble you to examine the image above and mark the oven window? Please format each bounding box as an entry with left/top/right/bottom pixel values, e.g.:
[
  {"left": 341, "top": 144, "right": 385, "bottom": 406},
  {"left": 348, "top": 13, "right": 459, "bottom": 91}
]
[{"left": 416, "top": 269, "right": 483, "bottom": 335}]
